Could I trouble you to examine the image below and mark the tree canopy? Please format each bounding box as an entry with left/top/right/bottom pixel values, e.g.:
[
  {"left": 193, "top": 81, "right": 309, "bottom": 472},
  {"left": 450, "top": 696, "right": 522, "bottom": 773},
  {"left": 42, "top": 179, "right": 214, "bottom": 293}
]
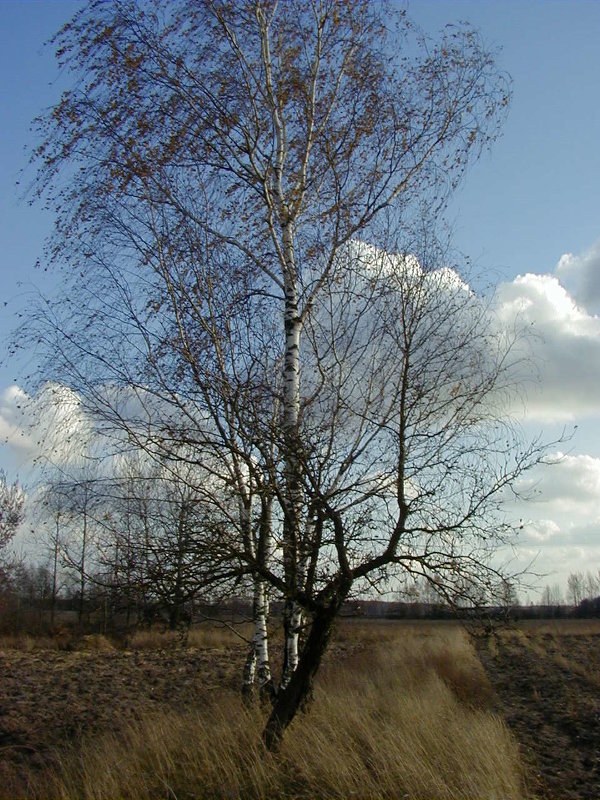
[{"left": 23, "top": 0, "right": 546, "bottom": 747}]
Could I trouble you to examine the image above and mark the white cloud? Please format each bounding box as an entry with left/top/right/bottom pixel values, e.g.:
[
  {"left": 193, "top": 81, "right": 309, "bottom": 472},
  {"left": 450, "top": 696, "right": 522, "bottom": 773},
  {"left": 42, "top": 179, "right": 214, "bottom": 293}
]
[
  {"left": 555, "top": 239, "right": 600, "bottom": 313},
  {"left": 516, "top": 451, "right": 600, "bottom": 509},
  {"left": 494, "top": 272, "right": 600, "bottom": 421},
  {"left": 0, "top": 385, "right": 36, "bottom": 454},
  {"left": 520, "top": 518, "right": 560, "bottom": 543},
  {"left": 0, "top": 382, "right": 93, "bottom": 472},
  {"left": 511, "top": 452, "right": 600, "bottom": 529},
  {"left": 505, "top": 451, "right": 600, "bottom": 592}
]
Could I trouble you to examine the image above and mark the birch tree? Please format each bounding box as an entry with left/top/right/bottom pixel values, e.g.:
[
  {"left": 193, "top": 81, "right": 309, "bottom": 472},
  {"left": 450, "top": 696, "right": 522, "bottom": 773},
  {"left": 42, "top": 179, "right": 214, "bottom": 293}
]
[
  {"left": 36, "top": 487, "right": 66, "bottom": 631},
  {"left": 23, "top": 0, "right": 552, "bottom": 748}
]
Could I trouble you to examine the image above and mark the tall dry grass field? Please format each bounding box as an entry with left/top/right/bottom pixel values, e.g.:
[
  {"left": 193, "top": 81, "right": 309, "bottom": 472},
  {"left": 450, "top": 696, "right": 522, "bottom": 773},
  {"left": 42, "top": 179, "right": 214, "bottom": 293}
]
[{"left": 10, "top": 622, "right": 525, "bottom": 800}]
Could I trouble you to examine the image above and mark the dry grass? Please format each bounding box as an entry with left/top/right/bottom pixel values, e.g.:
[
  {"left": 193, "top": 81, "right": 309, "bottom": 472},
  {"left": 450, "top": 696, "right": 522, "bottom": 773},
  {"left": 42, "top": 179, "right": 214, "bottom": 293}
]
[
  {"left": 13, "top": 624, "right": 525, "bottom": 800},
  {"left": 0, "top": 633, "right": 60, "bottom": 652},
  {"left": 516, "top": 617, "right": 600, "bottom": 636},
  {"left": 0, "top": 622, "right": 257, "bottom": 653},
  {"left": 126, "top": 622, "right": 256, "bottom": 651}
]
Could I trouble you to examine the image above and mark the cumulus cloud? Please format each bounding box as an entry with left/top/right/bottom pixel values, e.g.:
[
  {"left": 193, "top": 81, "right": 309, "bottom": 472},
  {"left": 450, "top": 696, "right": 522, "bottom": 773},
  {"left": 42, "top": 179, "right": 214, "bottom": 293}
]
[
  {"left": 515, "top": 451, "right": 600, "bottom": 509},
  {"left": 494, "top": 272, "right": 600, "bottom": 421},
  {"left": 519, "top": 518, "right": 560, "bottom": 543},
  {"left": 504, "top": 451, "right": 600, "bottom": 588},
  {"left": 0, "top": 382, "right": 93, "bottom": 470},
  {"left": 555, "top": 239, "right": 600, "bottom": 313},
  {"left": 0, "top": 385, "right": 36, "bottom": 454}
]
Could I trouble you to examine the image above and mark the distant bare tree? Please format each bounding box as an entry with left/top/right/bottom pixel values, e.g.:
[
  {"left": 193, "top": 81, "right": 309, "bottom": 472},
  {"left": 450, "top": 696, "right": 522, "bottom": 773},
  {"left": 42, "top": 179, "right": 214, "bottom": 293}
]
[
  {"left": 566, "top": 571, "right": 585, "bottom": 607},
  {"left": 541, "top": 583, "right": 564, "bottom": 607},
  {"left": 0, "top": 470, "right": 24, "bottom": 574},
  {"left": 37, "top": 489, "right": 67, "bottom": 631},
  {"left": 584, "top": 570, "right": 600, "bottom": 601}
]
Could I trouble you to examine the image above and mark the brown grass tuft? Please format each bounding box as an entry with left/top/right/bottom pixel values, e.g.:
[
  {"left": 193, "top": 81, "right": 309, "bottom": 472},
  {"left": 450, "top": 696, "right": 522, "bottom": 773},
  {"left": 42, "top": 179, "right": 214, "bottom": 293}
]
[
  {"left": 76, "top": 634, "right": 116, "bottom": 652},
  {"left": 0, "top": 633, "right": 60, "bottom": 652}
]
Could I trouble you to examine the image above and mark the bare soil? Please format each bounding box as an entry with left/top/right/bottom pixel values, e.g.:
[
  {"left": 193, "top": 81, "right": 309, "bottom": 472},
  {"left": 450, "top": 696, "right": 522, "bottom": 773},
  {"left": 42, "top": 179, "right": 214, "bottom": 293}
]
[
  {"left": 0, "top": 632, "right": 362, "bottom": 793},
  {"left": 474, "top": 620, "right": 600, "bottom": 800},
  {"left": 0, "top": 640, "right": 247, "bottom": 786}
]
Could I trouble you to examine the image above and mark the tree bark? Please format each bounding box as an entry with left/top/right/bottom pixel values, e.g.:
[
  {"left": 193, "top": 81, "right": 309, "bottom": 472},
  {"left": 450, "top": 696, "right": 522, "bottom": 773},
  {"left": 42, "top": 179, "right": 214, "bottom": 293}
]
[
  {"left": 241, "top": 640, "right": 257, "bottom": 700},
  {"left": 50, "top": 512, "right": 60, "bottom": 632},
  {"left": 242, "top": 577, "right": 275, "bottom": 702},
  {"left": 263, "top": 590, "right": 348, "bottom": 751},
  {"left": 78, "top": 502, "right": 87, "bottom": 626}
]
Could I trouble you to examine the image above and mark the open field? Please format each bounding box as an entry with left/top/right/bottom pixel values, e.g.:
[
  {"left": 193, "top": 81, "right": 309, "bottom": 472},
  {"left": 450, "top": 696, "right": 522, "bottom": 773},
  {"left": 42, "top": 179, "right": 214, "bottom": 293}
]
[{"left": 1, "top": 618, "right": 597, "bottom": 798}]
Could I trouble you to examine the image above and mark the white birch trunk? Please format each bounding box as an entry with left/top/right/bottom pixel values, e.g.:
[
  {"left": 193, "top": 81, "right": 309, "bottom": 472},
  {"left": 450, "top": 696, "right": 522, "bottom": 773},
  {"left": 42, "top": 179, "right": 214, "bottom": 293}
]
[
  {"left": 242, "top": 578, "right": 271, "bottom": 699},
  {"left": 239, "top": 490, "right": 257, "bottom": 699},
  {"left": 254, "top": 579, "right": 273, "bottom": 697},
  {"left": 259, "top": 11, "right": 305, "bottom": 694},
  {"left": 242, "top": 638, "right": 257, "bottom": 696},
  {"left": 240, "top": 480, "right": 275, "bottom": 701},
  {"left": 280, "top": 535, "right": 309, "bottom": 690},
  {"left": 280, "top": 602, "right": 303, "bottom": 690}
]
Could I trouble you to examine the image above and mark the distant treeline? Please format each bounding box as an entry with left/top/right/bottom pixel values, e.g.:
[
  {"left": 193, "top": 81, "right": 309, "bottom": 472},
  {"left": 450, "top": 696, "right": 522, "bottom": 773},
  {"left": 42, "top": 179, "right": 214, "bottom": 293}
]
[
  {"left": 345, "top": 598, "right": 600, "bottom": 621},
  {"left": 2, "top": 562, "right": 599, "bottom": 639}
]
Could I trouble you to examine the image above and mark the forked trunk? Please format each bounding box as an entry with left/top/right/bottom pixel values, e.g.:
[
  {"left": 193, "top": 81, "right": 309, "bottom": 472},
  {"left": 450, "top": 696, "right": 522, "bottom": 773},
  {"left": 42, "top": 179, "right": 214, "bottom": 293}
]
[
  {"left": 280, "top": 528, "right": 311, "bottom": 690},
  {"left": 263, "top": 593, "right": 347, "bottom": 750}
]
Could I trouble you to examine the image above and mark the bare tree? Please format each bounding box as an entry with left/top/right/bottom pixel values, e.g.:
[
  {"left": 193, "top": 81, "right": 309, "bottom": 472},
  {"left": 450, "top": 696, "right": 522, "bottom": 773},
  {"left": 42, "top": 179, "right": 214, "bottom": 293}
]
[
  {"left": 566, "top": 571, "right": 585, "bottom": 607},
  {"left": 0, "top": 470, "right": 25, "bottom": 598},
  {"left": 541, "top": 583, "right": 564, "bottom": 607},
  {"left": 36, "top": 488, "right": 67, "bottom": 631},
  {"left": 22, "top": 0, "right": 557, "bottom": 749},
  {"left": 584, "top": 570, "right": 600, "bottom": 601},
  {"left": 0, "top": 470, "right": 24, "bottom": 556},
  {"left": 127, "top": 464, "right": 225, "bottom": 630}
]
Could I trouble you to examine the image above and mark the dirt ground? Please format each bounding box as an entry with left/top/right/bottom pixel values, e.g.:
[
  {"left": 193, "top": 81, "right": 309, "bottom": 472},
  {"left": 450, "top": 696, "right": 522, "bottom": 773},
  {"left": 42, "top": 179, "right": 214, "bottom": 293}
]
[
  {"left": 0, "top": 639, "right": 249, "bottom": 785},
  {"left": 474, "top": 619, "right": 600, "bottom": 800},
  {"left": 2, "top": 620, "right": 599, "bottom": 798}
]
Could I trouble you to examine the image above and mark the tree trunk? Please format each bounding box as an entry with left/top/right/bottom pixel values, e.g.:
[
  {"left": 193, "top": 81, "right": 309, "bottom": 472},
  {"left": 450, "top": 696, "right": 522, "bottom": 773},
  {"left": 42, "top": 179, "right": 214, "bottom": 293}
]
[
  {"left": 280, "top": 600, "right": 303, "bottom": 690},
  {"left": 254, "top": 580, "right": 275, "bottom": 702},
  {"left": 241, "top": 641, "right": 257, "bottom": 701},
  {"left": 78, "top": 505, "right": 87, "bottom": 626},
  {"left": 242, "top": 577, "right": 275, "bottom": 702},
  {"left": 168, "top": 603, "right": 181, "bottom": 631},
  {"left": 280, "top": 535, "right": 309, "bottom": 691},
  {"left": 263, "top": 593, "right": 346, "bottom": 750},
  {"left": 50, "top": 513, "right": 59, "bottom": 632}
]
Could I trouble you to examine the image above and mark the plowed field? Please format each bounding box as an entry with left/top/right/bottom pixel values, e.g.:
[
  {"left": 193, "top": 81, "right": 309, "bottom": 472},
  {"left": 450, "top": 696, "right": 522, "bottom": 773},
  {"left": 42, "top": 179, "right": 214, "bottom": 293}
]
[{"left": 475, "top": 620, "right": 600, "bottom": 799}]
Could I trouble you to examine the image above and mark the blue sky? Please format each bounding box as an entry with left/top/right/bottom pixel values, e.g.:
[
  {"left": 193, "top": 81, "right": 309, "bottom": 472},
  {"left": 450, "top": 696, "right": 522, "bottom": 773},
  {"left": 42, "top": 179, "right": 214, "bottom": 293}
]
[
  {"left": 2, "top": 1, "right": 599, "bottom": 331},
  {"left": 1, "top": 0, "right": 599, "bottom": 595},
  {"left": 410, "top": 1, "right": 600, "bottom": 278}
]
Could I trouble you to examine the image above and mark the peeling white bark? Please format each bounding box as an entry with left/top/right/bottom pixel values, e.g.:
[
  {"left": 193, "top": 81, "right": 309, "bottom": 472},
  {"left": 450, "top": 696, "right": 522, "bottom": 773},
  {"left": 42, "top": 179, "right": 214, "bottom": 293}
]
[
  {"left": 259, "top": 9, "right": 306, "bottom": 696},
  {"left": 254, "top": 580, "right": 272, "bottom": 693},
  {"left": 280, "top": 602, "right": 303, "bottom": 690},
  {"left": 280, "top": 544, "right": 308, "bottom": 691}
]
